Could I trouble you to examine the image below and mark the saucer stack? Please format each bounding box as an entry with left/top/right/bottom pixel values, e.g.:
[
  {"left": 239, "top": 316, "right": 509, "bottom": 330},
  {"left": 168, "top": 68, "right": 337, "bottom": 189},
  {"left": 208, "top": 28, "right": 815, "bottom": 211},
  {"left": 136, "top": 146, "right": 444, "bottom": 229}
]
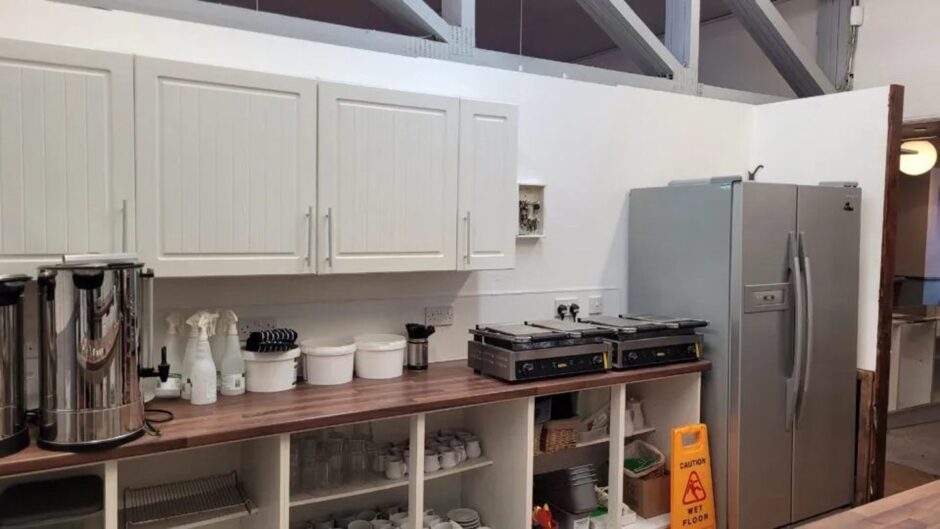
[{"left": 446, "top": 508, "right": 481, "bottom": 529}]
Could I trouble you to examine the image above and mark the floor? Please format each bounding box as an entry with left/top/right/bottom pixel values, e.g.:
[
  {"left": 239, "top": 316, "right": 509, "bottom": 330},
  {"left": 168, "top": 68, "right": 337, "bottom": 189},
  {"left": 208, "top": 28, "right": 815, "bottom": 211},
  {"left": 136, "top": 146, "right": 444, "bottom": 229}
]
[{"left": 886, "top": 421, "right": 940, "bottom": 485}]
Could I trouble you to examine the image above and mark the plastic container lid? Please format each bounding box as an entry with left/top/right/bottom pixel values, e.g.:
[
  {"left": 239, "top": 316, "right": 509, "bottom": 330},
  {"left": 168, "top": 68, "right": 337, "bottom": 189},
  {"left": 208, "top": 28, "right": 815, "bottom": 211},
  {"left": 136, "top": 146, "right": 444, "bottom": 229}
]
[
  {"left": 301, "top": 338, "right": 357, "bottom": 357},
  {"left": 242, "top": 348, "right": 301, "bottom": 362},
  {"left": 354, "top": 334, "right": 407, "bottom": 352}
]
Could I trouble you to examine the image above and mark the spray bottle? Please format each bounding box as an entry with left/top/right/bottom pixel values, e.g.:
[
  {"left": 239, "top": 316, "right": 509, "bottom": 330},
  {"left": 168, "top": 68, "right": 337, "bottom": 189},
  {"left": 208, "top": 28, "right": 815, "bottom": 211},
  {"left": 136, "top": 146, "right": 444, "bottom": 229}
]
[
  {"left": 210, "top": 309, "right": 229, "bottom": 369},
  {"left": 218, "top": 310, "right": 245, "bottom": 396},
  {"left": 156, "top": 313, "right": 184, "bottom": 398},
  {"left": 181, "top": 311, "right": 204, "bottom": 401},
  {"left": 189, "top": 311, "right": 218, "bottom": 405}
]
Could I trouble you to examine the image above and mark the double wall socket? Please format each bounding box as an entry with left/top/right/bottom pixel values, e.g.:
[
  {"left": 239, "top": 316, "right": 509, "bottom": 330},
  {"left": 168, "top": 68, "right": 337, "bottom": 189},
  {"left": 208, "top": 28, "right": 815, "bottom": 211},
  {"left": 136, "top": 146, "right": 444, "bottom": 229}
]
[
  {"left": 237, "top": 317, "right": 277, "bottom": 341},
  {"left": 425, "top": 306, "right": 454, "bottom": 326},
  {"left": 554, "top": 297, "right": 578, "bottom": 319}
]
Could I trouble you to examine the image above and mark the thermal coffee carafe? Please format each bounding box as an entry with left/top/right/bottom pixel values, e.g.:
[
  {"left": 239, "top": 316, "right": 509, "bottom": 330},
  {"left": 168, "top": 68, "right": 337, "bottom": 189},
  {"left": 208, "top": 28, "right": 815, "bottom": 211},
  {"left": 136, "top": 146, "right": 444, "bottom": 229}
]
[
  {"left": 37, "top": 255, "right": 165, "bottom": 451},
  {"left": 0, "top": 275, "right": 30, "bottom": 457},
  {"left": 405, "top": 323, "right": 435, "bottom": 370}
]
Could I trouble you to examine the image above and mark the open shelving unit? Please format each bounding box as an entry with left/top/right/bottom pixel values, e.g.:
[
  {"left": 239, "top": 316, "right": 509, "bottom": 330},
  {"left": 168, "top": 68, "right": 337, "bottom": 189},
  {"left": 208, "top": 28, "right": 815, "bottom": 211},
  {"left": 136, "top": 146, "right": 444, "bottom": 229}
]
[{"left": 0, "top": 371, "right": 703, "bottom": 529}]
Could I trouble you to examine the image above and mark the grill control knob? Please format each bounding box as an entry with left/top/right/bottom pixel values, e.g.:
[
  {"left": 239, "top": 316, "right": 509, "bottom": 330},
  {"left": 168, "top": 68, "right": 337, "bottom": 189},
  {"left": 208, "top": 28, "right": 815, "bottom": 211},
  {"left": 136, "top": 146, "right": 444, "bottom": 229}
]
[
  {"left": 628, "top": 352, "right": 639, "bottom": 361},
  {"left": 521, "top": 362, "right": 535, "bottom": 374},
  {"left": 592, "top": 355, "right": 605, "bottom": 366}
]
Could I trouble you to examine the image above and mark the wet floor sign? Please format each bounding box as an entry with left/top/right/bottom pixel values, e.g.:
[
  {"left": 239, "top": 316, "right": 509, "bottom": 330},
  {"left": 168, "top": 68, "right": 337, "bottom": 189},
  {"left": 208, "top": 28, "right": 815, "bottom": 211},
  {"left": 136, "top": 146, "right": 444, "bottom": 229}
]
[{"left": 670, "top": 424, "right": 716, "bottom": 529}]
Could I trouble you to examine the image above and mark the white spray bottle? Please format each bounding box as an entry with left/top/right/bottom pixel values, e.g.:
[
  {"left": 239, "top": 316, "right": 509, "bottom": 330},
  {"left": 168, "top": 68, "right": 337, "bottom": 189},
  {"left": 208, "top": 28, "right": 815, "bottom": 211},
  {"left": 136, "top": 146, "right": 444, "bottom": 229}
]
[
  {"left": 181, "top": 310, "right": 206, "bottom": 400},
  {"left": 218, "top": 310, "right": 245, "bottom": 396},
  {"left": 190, "top": 312, "right": 218, "bottom": 405},
  {"left": 210, "top": 309, "right": 228, "bottom": 369}
]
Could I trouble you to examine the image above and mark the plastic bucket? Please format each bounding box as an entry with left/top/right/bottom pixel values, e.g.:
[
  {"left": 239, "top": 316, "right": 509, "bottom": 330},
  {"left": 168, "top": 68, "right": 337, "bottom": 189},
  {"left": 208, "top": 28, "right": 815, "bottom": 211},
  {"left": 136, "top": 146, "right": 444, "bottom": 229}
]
[
  {"left": 301, "top": 338, "right": 356, "bottom": 386},
  {"left": 353, "top": 334, "right": 407, "bottom": 380},
  {"left": 243, "top": 348, "right": 300, "bottom": 393}
]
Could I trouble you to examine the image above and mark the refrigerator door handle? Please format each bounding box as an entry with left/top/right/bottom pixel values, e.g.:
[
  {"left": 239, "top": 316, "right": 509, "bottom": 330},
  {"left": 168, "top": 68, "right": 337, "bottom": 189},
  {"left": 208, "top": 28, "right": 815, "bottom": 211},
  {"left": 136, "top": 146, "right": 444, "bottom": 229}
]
[
  {"left": 786, "top": 231, "right": 806, "bottom": 432},
  {"left": 797, "top": 233, "right": 814, "bottom": 427}
]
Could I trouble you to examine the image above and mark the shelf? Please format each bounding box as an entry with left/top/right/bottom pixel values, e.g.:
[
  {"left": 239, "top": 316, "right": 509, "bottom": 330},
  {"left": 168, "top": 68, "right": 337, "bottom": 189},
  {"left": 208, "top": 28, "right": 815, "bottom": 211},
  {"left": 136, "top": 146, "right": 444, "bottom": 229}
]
[
  {"left": 625, "top": 513, "right": 670, "bottom": 529},
  {"left": 425, "top": 456, "right": 493, "bottom": 482},
  {"left": 119, "top": 504, "right": 255, "bottom": 529},
  {"left": 537, "top": 427, "right": 656, "bottom": 456},
  {"left": 290, "top": 457, "right": 493, "bottom": 507}
]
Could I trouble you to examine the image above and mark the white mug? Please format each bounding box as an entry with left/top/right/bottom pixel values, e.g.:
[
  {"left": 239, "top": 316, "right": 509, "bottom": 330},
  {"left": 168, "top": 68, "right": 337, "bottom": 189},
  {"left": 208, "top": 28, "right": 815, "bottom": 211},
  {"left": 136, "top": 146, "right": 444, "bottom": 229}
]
[
  {"left": 424, "top": 515, "right": 442, "bottom": 527},
  {"left": 438, "top": 448, "right": 458, "bottom": 469},
  {"left": 348, "top": 522, "right": 372, "bottom": 529},
  {"left": 624, "top": 408, "right": 635, "bottom": 436},
  {"left": 424, "top": 451, "right": 441, "bottom": 473},
  {"left": 465, "top": 438, "right": 482, "bottom": 459},
  {"left": 385, "top": 459, "right": 407, "bottom": 480},
  {"left": 372, "top": 521, "right": 393, "bottom": 529},
  {"left": 389, "top": 512, "right": 409, "bottom": 526}
]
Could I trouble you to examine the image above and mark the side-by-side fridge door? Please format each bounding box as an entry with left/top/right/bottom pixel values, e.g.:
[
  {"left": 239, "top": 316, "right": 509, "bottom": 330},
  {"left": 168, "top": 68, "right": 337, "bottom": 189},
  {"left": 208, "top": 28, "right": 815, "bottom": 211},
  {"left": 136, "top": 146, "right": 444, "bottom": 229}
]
[
  {"left": 790, "top": 185, "right": 861, "bottom": 523},
  {"left": 733, "top": 182, "right": 798, "bottom": 529}
]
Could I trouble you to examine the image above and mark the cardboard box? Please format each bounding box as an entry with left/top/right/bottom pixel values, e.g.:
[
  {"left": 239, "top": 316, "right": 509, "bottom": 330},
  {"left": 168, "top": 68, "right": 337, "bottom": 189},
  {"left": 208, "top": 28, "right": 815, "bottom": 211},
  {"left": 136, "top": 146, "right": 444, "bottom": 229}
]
[{"left": 623, "top": 471, "right": 670, "bottom": 519}]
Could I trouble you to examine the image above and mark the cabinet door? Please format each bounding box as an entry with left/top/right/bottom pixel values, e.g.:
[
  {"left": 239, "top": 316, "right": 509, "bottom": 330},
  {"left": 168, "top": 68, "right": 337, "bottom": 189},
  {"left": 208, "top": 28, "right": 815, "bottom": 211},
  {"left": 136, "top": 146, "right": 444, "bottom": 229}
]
[
  {"left": 457, "top": 100, "right": 518, "bottom": 271},
  {"left": 136, "top": 58, "right": 317, "bottom": 277},
  {"left": 0, "top": 39, "right": 135, "bottom": 275},
  {"left": 318, "top": 83, "right": 459, "bottom": 274}
]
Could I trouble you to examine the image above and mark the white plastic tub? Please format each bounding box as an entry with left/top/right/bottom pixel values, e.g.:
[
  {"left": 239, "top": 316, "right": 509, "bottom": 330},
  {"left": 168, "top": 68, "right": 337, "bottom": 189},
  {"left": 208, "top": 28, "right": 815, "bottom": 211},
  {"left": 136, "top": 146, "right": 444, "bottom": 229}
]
[
  {"left": 354, "top": 334, "right": 407, "bottom": 380},
  {"left": 301, "top": 338, "right": 356, "bottom": 386},
  {"left": 243, "top": 348, "right": 300, "bottom": 393}
]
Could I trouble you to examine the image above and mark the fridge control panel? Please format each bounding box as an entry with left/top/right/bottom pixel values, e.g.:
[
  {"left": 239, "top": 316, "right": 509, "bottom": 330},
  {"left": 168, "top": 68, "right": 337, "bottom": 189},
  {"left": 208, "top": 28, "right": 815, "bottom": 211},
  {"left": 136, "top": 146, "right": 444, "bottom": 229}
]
[{"left": 744, "top": 283, "right": 790, "bottom": 313}]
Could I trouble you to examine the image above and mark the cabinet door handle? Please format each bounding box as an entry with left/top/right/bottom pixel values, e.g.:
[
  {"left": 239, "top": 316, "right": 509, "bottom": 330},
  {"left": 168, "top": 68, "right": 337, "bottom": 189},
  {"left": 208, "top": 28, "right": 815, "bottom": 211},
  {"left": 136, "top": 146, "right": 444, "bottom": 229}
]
[
  {"left": 304, "top": 206, "right": 313, "bottom": 267},
  {"left": 326, "top": 207, "right": 334, "bottom": 266},
  {"left": 465, "top": 211, "right": 471, "bottom": 265},
  {"left": 121, "top": 199, "right": 128, "bottom": 252}
]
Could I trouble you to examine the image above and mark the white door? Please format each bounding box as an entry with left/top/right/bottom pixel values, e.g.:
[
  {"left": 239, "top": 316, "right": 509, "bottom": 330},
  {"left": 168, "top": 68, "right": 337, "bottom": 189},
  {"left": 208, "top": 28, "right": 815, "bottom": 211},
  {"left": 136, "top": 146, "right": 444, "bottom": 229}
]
[
  {"left": 457, "top": 100, "right": 518, "bottom": 271},
  {"left": 318, "top": 83, "right": 459, "bottom": 274},
  {"left": 136, "top": 58, "right": 317, "bottom": 277},
  {"left": 0, "top": 39, "right": 135, "bottom": 275}
]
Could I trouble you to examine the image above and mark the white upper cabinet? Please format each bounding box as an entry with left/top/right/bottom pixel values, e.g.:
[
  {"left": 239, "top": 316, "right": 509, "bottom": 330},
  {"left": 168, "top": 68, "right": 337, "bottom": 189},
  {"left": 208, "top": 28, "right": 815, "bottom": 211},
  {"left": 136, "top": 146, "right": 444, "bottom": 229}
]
[
  {"left": 0, "top": 40, "right": 135, "bottom": 275},
  {"left": 317, "top": 83, "right": 459, "bottom": 274},
  {"left": 135, "top": 58, "right": 317, "bottom": 276},
  {"left": 457, "top": 100, "right": 518, "bottom": 271}
]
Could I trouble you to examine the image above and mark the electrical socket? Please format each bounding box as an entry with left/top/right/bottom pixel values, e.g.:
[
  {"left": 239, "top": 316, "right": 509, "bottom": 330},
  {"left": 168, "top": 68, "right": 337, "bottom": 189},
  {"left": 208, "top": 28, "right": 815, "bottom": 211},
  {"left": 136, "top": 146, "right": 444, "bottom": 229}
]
[
  {"left": 237, "top": 317, "right": 277, "bottom": 341},
  {"left": 588, "top": 295, "right": 604, "bottom": 315},
  {"left": 425, "top": 306, "right": 454, "bottom": 326},
  {"left": 554, "top": 297, "right": 578, "bottom": 319}
]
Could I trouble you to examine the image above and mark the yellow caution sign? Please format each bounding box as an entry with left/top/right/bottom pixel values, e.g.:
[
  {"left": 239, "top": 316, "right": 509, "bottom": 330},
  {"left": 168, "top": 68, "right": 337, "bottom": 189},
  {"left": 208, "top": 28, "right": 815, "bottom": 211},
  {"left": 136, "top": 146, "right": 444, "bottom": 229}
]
[{"left": 670, "top": 424, "right": 716, "bottom": 529}]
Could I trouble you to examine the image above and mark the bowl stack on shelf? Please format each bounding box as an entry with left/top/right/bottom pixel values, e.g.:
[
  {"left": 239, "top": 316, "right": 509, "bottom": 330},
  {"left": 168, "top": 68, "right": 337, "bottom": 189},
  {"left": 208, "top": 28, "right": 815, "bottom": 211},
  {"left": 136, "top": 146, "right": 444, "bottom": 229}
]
[{"left": 446, "top": 508, "right": 482, "bottom": 529}]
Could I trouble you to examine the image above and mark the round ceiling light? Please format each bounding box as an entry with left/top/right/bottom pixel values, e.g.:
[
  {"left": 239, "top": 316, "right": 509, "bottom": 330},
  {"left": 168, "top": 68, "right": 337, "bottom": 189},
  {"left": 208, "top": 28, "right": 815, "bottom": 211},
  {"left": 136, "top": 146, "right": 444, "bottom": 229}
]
[{"left": 900, "top": 140, "right": 938, "bottom": 176}]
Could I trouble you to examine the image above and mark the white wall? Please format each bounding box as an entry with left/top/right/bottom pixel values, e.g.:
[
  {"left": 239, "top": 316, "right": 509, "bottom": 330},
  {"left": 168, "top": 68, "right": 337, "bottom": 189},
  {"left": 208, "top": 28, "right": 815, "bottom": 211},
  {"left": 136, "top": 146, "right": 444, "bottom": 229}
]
[
  {"left": 0, "top": 0, "right": 752, "bottom": 363},
  {"left": 750, "top": 87, "right": 892, "bottom": 371},
  {"left": 853, "top": 0, "right": 940, "bottom": 121}
]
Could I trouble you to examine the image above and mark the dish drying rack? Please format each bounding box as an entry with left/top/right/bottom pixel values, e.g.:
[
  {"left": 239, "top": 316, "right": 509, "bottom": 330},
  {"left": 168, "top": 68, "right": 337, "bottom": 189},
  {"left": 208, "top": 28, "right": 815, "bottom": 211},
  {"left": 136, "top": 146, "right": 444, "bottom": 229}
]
[{"left": 123, "top": 471, "right": 257, "bottom": 529}]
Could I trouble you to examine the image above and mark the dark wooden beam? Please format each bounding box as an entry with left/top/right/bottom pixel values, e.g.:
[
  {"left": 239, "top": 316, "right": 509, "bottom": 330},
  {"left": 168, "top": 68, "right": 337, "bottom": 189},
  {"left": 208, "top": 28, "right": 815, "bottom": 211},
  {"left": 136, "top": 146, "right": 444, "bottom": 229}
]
[
  {"left": 855, "top": 369, "right": 876, "bottom": 505},
  {"left": 870, "top": 84, "right": 905, "bottom": 501}
]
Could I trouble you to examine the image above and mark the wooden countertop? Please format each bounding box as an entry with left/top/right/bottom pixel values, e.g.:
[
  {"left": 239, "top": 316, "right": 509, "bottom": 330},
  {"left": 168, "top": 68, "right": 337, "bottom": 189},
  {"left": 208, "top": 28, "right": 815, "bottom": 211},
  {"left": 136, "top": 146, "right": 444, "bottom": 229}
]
[
  {"left": 804, "top": 479, "right": 940, "bottom": 528},
  {"left": 0, "top": 359, "right": 710, "bottom": 478}
]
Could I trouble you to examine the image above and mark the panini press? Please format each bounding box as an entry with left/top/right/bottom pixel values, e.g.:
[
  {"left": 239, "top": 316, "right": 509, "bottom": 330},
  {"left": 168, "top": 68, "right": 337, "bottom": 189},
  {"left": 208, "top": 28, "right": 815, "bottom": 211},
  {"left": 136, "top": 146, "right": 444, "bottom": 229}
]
[
  {"left": 578, "top": 314, "right": 707, "bottom": 370},
  {"left": 468, "top": 321, "right": 611, "bottom": 382}
]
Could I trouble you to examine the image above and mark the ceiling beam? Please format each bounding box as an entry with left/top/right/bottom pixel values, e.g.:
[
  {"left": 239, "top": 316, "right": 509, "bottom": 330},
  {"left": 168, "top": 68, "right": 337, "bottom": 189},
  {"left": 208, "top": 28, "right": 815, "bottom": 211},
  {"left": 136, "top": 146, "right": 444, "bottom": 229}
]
[
  {"left": 370, "top": 0, "right": 452, "bottom": 42},
  {"left": 722, "top": 0, "right": 835, "bottom": 97},
  {"left": 441, "top": 0, "right": 474, "bottom": 28},
  {"left": 575, "top": 0, "right": 684, "bottom": 78},
  {"left": 817, "top": 0, "right": 852, "bottom": 89},
  {"left": 666, "top": 0, "right": 700, "bottom": 71}
]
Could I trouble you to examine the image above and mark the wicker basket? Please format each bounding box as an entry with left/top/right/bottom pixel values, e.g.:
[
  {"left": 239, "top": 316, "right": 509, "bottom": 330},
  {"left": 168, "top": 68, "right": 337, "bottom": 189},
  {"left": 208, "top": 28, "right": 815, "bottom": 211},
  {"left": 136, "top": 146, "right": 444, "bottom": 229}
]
[
  {"left": 540, "top": 418, "right": 580, "bottom": 453},
  {"left": 534, "top": 423, "right": 544, "bottom": 455}
]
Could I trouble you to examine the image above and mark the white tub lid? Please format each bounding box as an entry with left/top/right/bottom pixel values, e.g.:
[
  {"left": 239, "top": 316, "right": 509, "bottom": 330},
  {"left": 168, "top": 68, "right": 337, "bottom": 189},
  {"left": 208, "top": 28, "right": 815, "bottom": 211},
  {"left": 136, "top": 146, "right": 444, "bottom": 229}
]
[
  {"left": 242, "top": 347, "right": 301, "bottom": 362},
  {"left": 354, "top": 334, "right": 407, "bottom": 351},
  {"left": 301, "top": 338, "right": 356, "bottom": 357}
]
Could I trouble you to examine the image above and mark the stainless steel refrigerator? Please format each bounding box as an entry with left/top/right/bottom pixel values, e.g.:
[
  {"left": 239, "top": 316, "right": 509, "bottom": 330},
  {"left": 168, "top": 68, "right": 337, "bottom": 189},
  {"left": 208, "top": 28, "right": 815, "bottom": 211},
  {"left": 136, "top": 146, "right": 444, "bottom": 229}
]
[{"left": 628, "top": 178, "right": 860, "bottom": 529}]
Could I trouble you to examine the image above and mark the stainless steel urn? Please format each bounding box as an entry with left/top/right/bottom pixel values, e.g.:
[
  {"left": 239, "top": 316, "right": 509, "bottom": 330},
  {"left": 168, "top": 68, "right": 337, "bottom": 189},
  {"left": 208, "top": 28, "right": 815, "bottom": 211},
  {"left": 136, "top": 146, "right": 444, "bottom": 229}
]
[
  {"left": 0, "top": 275, "right": 30, "bottom": 457},
  {"left": 37, "top": 256, "right": 152, "bottom": 450}
]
